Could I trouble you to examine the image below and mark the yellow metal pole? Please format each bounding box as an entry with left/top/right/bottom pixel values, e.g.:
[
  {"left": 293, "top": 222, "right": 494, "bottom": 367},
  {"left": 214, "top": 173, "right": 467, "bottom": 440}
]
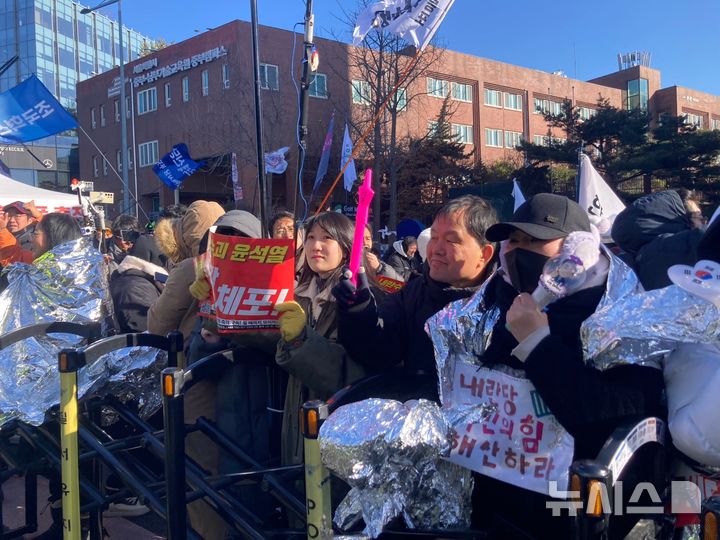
[
  {"left": 302, "top": 400, "right": 331, "bottom": 539},
  {"left": 59, "top": 349, "right": 82, "bottom": 540}
]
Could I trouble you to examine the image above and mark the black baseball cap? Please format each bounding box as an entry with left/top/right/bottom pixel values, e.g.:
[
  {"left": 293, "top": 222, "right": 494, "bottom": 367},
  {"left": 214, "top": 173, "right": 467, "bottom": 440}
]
[{"left": 486, "top": 193, "right": 591, "bottom": 242}]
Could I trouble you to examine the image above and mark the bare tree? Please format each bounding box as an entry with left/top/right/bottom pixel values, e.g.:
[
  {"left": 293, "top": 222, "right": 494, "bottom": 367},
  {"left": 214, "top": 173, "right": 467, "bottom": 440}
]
[{"left": 327, "top": 2, "right": 446, "bottom": 237}]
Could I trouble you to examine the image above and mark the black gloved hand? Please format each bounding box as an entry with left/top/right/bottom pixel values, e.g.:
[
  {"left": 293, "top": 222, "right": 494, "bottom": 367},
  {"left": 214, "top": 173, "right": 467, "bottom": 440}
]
[{"left": 331, "top": 266, "right": 372, "bottom": 310}]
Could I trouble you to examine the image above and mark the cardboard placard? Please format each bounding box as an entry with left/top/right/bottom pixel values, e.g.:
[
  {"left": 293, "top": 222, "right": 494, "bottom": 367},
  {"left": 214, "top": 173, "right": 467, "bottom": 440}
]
[{"left": 200, "top": 231, "right": 295, "bottom": 333}]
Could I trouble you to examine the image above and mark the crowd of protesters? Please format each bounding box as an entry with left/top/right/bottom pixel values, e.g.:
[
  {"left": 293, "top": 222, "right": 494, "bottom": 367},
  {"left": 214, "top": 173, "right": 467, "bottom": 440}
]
[{"left": 0, "top": 187, "right": 719, "bottom": 539}]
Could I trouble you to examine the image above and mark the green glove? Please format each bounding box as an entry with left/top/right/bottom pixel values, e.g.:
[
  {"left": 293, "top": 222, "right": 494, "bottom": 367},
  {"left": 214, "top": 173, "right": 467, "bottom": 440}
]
[{"left": 275, "top": 301, "right": 306, "bottom": 342}]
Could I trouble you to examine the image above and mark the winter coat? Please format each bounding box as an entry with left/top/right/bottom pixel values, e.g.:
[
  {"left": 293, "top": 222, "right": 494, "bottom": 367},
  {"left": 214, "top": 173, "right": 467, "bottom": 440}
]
[
  {"left": 276, "top": 276, "right": 365, "bottom": 465},
  {"left": 337, "top": 264, "right": 481, "bottom": 394},
  {"left": 128, "top": 234, "right": 166, "bottom": 268},
  {"left": 384, "top": 240, "right": 420, "bottom": 281},
  {"left": 611, "top": 190, "right": 704, "bottom": 290},
  {"left": 375, "top": 259, "right": 404, "bottom": 281},
  {"left": 147, "top": 201, "right": 224, "bottom": 348},
  {"left": 470, "top": 272, "right": 664, "bottom": 540},
  {"left": 109, "top": 255, "right": 168, "bottom": 333},
  {"left": 0, "top": 226, "right": 34, "bottom": 267}
]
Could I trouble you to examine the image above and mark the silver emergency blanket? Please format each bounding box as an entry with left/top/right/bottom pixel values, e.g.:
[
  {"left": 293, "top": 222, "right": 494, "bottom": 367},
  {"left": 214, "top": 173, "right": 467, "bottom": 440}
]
[
  {"left": 320, "top": 398, "right": 475, "bottom": 538},
  {"left": 581, "top": 283, "right": 720, "bottom": 371},
  {"left": 0, "top": 237, "right": 162, "bottom": 426}
]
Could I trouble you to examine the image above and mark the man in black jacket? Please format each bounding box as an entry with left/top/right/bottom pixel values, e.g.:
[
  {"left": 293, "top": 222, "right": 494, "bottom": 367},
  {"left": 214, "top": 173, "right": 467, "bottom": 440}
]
[
  {"left": 332, "top": 195, "right": 498, "bottom": 389},
  {"left": 466, "top": 193, "right": 664, "bottom": 539}
]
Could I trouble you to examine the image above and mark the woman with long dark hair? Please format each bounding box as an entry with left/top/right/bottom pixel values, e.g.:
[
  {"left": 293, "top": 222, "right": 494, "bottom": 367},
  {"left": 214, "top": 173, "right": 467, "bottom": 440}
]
[
  {"left": 30, "top": 212, "right": 81, "bottom": 259},
  {"left": 275, "top": 211, "right": 380, "bottom": 465}
]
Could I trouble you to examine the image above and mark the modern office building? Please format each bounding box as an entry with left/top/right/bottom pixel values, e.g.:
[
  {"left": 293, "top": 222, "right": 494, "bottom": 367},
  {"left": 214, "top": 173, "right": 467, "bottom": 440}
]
[
  {"left": 0, "top": 0, "right": 152, "bottom": 189},
  {"left": 75, "top": 20, "right": 720, "bottom": 219}
]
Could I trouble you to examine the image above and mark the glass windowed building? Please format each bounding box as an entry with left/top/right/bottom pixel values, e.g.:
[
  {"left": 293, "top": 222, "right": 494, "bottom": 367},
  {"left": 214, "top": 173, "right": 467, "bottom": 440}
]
[{"left": 0, "top": 0, "right": 152, "bottom": 188}]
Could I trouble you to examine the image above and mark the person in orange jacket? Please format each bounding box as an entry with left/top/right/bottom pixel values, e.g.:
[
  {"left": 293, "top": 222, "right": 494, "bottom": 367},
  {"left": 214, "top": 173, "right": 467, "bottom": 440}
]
[{"left": 0, "top": 200, "right": 42, "bottom": 267}]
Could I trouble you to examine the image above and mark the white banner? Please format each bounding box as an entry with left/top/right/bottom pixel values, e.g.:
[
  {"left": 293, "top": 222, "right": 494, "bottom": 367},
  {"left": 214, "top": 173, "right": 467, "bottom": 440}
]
[
  {"left": 353, "top": 0, "right": 455, "bottom": 50},
  {"left": 341, "top": 124, "right": 357, "bottom": 192},
  {"left": 445, "top": 363, "right": 574, "bottom": 496},
  {"left": 264, "top": 146, "right": 289, "bottom": 175},
  {"left": 577, "top": 153, "right": 625, "bottom": 237}
]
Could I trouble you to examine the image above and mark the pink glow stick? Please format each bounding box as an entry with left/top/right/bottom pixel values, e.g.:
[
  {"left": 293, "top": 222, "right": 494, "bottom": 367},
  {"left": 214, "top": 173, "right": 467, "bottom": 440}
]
[{"left": 348, "top": 169, "right": 375, "bottom": 286}]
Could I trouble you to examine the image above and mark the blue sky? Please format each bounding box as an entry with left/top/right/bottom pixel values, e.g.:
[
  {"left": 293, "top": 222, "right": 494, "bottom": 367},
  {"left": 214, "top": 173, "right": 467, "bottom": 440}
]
[{"left": 108, "top": 0, "right": 720, "bottom": 95}]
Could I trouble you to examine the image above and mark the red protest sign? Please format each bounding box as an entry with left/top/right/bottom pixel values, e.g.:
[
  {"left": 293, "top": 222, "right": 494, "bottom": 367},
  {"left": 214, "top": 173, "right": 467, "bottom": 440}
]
[
  {"left": 376, "top": 275, "right": 404, "bottom": 294},
  {"left": 201, "top": 231, "right": 295, "bottom": 333}
]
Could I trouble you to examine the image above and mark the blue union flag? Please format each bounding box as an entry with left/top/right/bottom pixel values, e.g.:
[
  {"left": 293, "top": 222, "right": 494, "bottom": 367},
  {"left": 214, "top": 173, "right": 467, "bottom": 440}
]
[
  {"left": 0, "top": 75, "right": 78, "bottom": 144},
  {"left": 152, "top": 144, "right": 204, "bottom": 189}
]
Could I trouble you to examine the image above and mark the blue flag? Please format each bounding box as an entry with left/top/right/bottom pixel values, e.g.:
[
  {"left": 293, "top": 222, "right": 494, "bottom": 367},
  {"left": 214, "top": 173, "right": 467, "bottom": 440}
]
[
  {"left": 312, "top": 112, "right": 335, "bottom": 193},
  {"left": 152, "top": 143, "right": 204, "bottom": 189},
  {"left": 0, "top": 75, "right": 78, "bottom": 144}
]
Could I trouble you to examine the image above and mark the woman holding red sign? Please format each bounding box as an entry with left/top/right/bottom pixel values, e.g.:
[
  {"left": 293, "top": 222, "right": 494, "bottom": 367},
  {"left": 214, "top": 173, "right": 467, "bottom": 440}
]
[{"left": 274, "top": 211, "right": 381, "bottom": 466}]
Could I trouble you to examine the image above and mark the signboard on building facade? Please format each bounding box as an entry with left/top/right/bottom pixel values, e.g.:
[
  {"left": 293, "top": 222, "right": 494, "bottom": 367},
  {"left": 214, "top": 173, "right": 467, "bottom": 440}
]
[
  {"left": 0, "top": 145, "right": 57, "bottom": 171},
  {"left": 132, "top": 46, "right": 228, "bottom": 87}
]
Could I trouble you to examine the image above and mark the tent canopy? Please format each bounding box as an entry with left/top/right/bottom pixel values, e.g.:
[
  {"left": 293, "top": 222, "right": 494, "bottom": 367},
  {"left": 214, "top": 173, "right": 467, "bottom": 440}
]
[{"left": 0, "top": 172, "right": 82, "bottom": 217}]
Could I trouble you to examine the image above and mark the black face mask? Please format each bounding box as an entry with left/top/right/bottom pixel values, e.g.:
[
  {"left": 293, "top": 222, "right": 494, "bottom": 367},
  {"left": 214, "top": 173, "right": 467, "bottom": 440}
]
[{"left": 504, "top": 248, "right": 550, "bottom": 294}]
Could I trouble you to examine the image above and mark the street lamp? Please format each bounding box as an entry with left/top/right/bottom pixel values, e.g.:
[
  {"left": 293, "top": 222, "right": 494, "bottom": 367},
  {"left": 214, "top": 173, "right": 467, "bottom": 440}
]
[{"left": 81, "top": 0, "right": 131, "bottom": 216}]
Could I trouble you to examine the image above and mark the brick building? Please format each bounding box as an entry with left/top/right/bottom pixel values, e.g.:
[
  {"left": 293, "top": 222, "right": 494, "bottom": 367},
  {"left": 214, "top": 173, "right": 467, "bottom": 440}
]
[{"left": 75, "top": 20, "right": 720, "bottom": 219}]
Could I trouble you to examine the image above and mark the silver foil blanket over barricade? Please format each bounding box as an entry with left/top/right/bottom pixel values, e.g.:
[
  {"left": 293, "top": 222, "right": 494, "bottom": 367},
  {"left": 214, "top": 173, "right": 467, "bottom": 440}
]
[
  {"left": 319, "top": 398, "right": 475, "bottom": 538},
  {"left": 581, "top": 283, "right": 720, "bottom": 370},
  {"left": 0, "top": 237, "right": 163, "bottom": 426}
]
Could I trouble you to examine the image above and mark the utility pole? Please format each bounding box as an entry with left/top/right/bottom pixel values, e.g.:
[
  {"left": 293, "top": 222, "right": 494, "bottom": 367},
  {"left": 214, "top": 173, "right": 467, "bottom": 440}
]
[
  {"left": 250, "top": 0, "right": 268, "bottom": 236},
  {"left": 293, "top": 0, "right": 314, "bottom": 222}
]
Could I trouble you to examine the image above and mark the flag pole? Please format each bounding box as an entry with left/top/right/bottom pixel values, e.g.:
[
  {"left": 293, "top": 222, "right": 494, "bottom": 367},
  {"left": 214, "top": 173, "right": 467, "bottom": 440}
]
[
  {"left": 313, "top": 47, "right": 423, "bottom": 216},
  {"left": 575, "top": 140, "right": 584, "bottom": 201},
  {"left": 250, "top": 0, "right": 268, "bottom": 237}
]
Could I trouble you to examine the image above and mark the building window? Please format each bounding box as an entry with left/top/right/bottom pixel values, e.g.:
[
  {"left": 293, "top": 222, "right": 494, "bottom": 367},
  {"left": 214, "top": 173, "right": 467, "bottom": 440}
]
[
  {"left": 222, "top": 64, "right": 230, "bottom": 89},
  {"left": 260, "top": 63, "right": 279, "bottom": 90},
  {"left": 126, "top": 96, "right": 131, "bottom": 119},
  {"left": 103, "top": 158, "right": 108, "bottom": 176},
  {"left": 165, "top": 83, "right": 171, "bottom": 107},
  {"left": 138, "top": 140, "right": 159, "bottom": 167},
  {"left": 128, "top": 147, "right": 133, "bottom": 170},
  {"left": 627, "top": 78, "right": 649, "bottom": 110},
  {"left": 534, "top": 98, "right": 562, "bottom": 116},
  {"left": 182, "top": 76, "right": 190, "bottom": 102},
  {"left": 505, "top": 130, "right": 523, "bottom": 148},
  {"left": 309, "top": 73, "right": 328, "bottom": 99},
  {"left": 577, "top": 106, "right": 597, "bottom": 121},
  {"left": 201, "top": 69, "right": 209, "bottom": 96},
  {"left": 352, "top": 80, "right": 372, "bottom": 106},
  {"left": 453, "top": 124, "right": 474, "bottom": 144},
  {"left": 100, "top": 104, "right": 106, "bottom": 127},
  {"left": 684, "top": 112, "right": 704, "bottom": 129},
  {"left": 394, "top": 87, "right": 407, "bottom": 111},
  {"left": 92, "top": 155, "right": 99, "bottom": 177},
  {"left": 712, "top": 118, "right": 720, "bottom": 130},
  {"left": 533, "top": 134, "right": 565, "bottom": 146},
  {"left": 427, "top": 121, "right": 438, "bottom": 136},
  {"left": 116, "top": 149, "right": 122, "bottom": 172},
  {"left": 452, "top": 82, "right": 472, "bottom": 102},
  {"left": 484, "top": 88, "right": 502, "bottom": 108},
  {"left": 427, "top": 77, "right": 449, "bottom": 98},
  {"left": 485, "top": 128, "right": 503, "bottom": 147},
  {"left": 114, "top": 99, "right": 120, "bottom": 122},
  {"left": 504, "top": 92, "right": 522, "bottom": 111},
  {"left": 91, "top": 108, "right": 96, "bottom": 129},
  {"left": 137, "top": 87, "right": 158, "bottom": 115}
]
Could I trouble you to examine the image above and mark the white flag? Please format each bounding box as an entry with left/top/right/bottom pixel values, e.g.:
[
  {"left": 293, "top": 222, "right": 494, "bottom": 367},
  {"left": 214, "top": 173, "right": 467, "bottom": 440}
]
[
  {"left": 341, "top": 124, "right": 357, "bottom": 192},
  {"left": 577, "top": 153, "right": 625, "bottom": 237},
  {"left": 353, "top": 0, "right": 456, "bottom": 51},
  {"left": 264, "top": 146, "right": 289, "bottom": 174},
  {"left": 512, "top": 178, "right": 526, "bottom": 212}
]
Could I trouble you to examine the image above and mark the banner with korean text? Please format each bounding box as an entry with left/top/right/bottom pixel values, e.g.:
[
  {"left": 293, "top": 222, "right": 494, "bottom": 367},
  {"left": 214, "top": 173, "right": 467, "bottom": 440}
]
[
  {"left": 200, "top": 230, "right": 295, "bottom": 332},
  {"left": 152, "top": 143, "right": 204, "bottom": 190},
  {"left": 445, "top": 362, "right": 574, "bottom": 495},
  {"left": 0, "top": 75, "right": 78, "bottom": 144}
]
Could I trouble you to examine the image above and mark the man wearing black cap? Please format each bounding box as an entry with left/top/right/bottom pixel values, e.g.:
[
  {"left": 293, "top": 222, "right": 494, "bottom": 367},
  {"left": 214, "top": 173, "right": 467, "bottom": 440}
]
[
  {"left": 469, "top": 193, "right": 663, "bottom": 539},
  {"left": 0, "top": 200, "right": 41, "bottom": 268}
]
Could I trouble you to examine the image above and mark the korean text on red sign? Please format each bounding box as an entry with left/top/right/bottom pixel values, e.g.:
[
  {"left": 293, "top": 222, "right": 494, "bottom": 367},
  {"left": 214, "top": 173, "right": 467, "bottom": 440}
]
[
  {"left": 444, "top": 363, "right": 575, "bottom": 496},
  {"left": 201, "top": 231, "right": 295, "bottom": 333}
]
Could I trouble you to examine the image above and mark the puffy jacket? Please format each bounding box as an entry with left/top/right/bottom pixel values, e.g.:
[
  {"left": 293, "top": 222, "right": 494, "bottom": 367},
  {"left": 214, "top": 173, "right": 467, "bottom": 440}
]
[
  {"left": 147, "top": 200, "right": 224, "bottom": 348},
  {"left": 0, "top": 226, "right": 34, "bottom": 267},
  {"left": 110, "top": 255, "right": 168, "bottom": 333},
  {"left": 384, "top": 240, "right": 420, "bottom": 281},
  {"left": 611, "top": 190, "right": 704, "bottom": 290}
]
